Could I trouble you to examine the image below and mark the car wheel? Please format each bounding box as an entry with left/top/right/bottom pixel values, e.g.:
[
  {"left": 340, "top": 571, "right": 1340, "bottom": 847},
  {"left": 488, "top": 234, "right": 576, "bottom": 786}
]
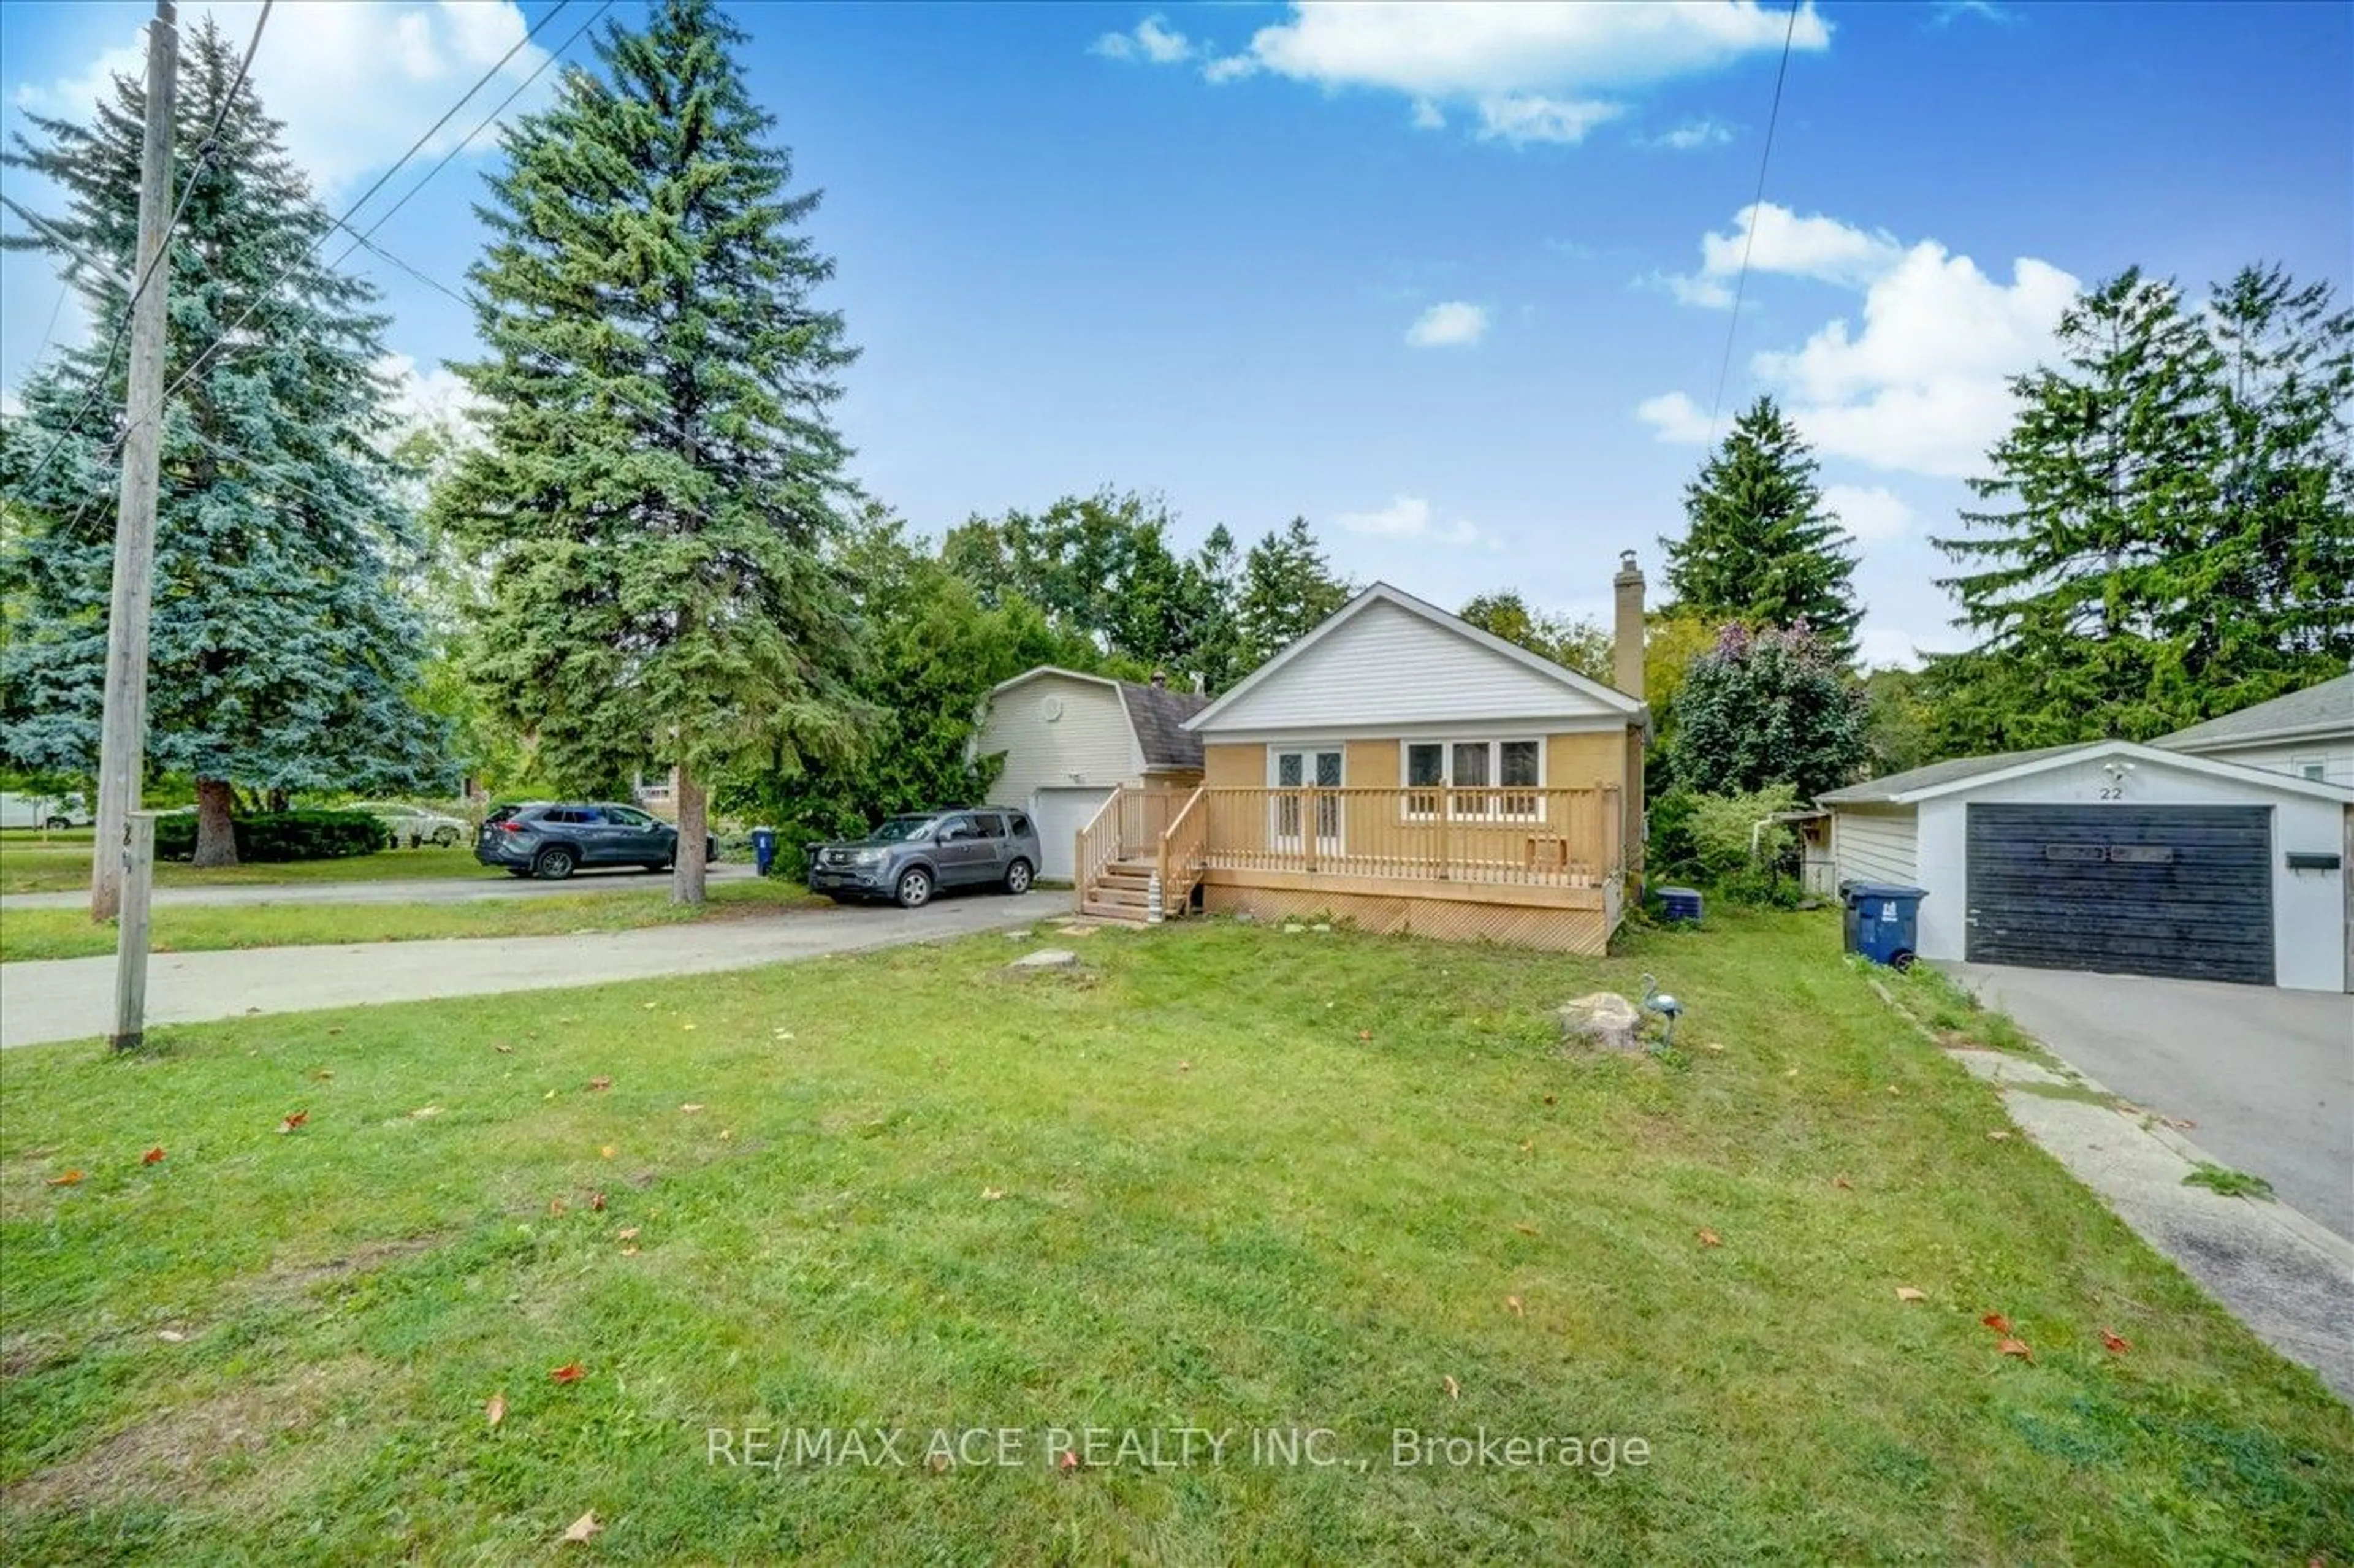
[
  {"left": 43, "top": 816, "right": 68, "bottom": 830},
  {"left": 1002, "top": 858, "right": 1033, "bottom": 896},
  {"left": 894, "top": 866, "right": 933, "bottom": 909},
  {"left": 705, "top": 835, "right": 718, "bottom": 864},
  {"left": 533, "top": 847, "right": 577, "bottom": 881},
  {"left": 642, "top": 861, "right": 667, "bottom": 874},
  {"left": 432, "top": 826, "right": 459, "bottom": 848}
]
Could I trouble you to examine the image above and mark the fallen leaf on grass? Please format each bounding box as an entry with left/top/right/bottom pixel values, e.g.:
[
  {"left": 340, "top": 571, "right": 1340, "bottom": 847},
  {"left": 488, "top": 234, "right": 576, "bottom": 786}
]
[
  {"left": 717, "top": 1129, "right": 733, "bottom": 1141},
  {"left": 620, "top": 1245, "right": 640, "bottom": 1257},
  {"left": 1832, "top": 1174, "right": 1853, "bottom": 1190},
  {"left": 562, "top": 1510, "right": 601, "bottom": 1543},
  {"left": 589, "top": 1192, "right": 607, "bottom": 1212},
  {"left": 311, "top": 1070, "right": 335, "bottom": 1081},
  {"left": 1784, "top": 1068, "right": 1799, "bottom": 1079},
  {"left": 615, "top": 1227, "right": 640, "bottom": 1241},
  {"left": 278, "top": 1111, "right": 308, "bottom": 1134},
  {"left": 642, "top": 1002, "right": 658, "bottom": 1011},
  {"left": 1697, "top": 1229, "right": 1722, "bottom": 1247},
  {"left": 1985, "top": 1129, "right": 2011, "bottom": 1142},
  {"left": 1177, "top": 1061, "right": 1192, "bottom": 1073},
  {"left": 1517, "top": 1141, "right": 1533, "bottom": 1153},
  {"left": 680, "top": 1022, "right": 696, "bottom": 1032},
  {"left": 156, "top": 1329, "right": 186, "bottom": 1342},
  {"left": 1442, "top": 1375, "right": 1461, "bottom": 1400},
  {"left": 981, "top": 1187, "right": 1005, "bottom": 1201},
  {"left": 600, "top": 1146, "right": 617, "bottom": 1159},
  {"left": 1895, "top": 1287, "right": 1927, "bottom": 1303},
  {"left": 1357, "top": 1030, "right": 1372, "bottom": 1042},
  {"left": 1704, "top": 1041, "right": 1725, "bottom": 1053},
  {"left": 486, "top": 1391, "right": 507, "bottom": 1427},
  {"left": 1512, "top": 1222, "right": 1539, "bottom": 1236},
  {"left": 586, "top": 1077, "right": 612, "bottom": 1092},
  {"left": 2100, "top": 1328, "right": 2131, "bottom": 1354},
  {"left": 1996, "top": 1338, "right": 2033, "bottom": 1361},
  {"left": 679, "top": 1103, "right": 704, "bottom": 1114},
  {"left": 494, "top": 1045, "right": 514, "bottom": 1056},
  {"left": 550, "top": 1363, "right": 585, "bottom": 1384},
  {"left": 1505, "top": 1295, "right": 1525, "bottom": 1317},
  {"left": 549, "top": 1198, "right": 568, "bottom": 1216},
  {"left": 44, "top": 1170, "right": 83, "bottom": 1187},
  {"left": 142, "top": 1147, "right": 166, "bottom": 1165},
  {"left": 409, "top": 1106, "right": 442, "bottom": 1120},
  {"left": 1980, "top": 1313, "right": 2012, "bottom": 1332},
  {"left": 1058, "top": 1450, "right": 1079, "bottom": 1472}
]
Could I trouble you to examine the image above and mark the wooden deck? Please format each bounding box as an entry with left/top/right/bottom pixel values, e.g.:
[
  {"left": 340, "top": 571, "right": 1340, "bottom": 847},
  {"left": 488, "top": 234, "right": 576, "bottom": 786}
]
[{"left": 1075, "top": 784, "right": 1624, "bottom": 949}]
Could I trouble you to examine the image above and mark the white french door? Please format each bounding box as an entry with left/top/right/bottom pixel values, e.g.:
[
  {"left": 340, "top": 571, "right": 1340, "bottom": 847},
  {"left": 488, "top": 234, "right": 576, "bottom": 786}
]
[{"left": 1269, "top": 747, "right": 1344, "bottom": 856}]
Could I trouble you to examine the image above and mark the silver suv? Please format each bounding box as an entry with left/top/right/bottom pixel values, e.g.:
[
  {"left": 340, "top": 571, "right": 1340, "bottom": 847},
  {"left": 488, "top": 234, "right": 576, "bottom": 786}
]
[{"left": 807, "top": 808, "right": 1040, "bottom": 908}]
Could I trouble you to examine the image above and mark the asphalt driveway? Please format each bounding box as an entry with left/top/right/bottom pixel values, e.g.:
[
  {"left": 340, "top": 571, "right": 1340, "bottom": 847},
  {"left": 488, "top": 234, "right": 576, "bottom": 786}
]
[
  {"left": 1943, "top": 962, "right": 2354, "bottom": 1242},
  {"left": 0, "top": 891, "right": 1063, "bottom": 1049},
  {"left": 0, "top": 861, "right": 756, "bottom": 911}
]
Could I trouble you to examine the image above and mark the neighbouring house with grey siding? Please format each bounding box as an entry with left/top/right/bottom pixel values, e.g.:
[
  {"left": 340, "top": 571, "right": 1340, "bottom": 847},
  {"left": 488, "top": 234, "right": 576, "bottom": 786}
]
[
  {"left": 2152, "top": 670, "right": 2353, "bottom": 787},
  {"left": 970, "top": 668, "right": 1208, "bottom": 880},
  {"left": 1818, "top": 740, "right": 2352, "bottom": 992}
]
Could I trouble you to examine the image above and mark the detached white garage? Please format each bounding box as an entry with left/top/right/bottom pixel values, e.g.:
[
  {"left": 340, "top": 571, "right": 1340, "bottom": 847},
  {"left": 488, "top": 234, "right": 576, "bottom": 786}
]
[
  {"left": 969, "top": 667, "right": 1208, "bottom": 880},
  {"left": 1820, "top": 740, "right": 2353, "bottom": 992}
]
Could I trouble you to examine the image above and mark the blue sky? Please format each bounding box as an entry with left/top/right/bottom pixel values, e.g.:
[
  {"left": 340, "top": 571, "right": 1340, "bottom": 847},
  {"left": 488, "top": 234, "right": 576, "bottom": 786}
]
[{"left": 4, "top": 1, "right": 2348, "bottom": 666}]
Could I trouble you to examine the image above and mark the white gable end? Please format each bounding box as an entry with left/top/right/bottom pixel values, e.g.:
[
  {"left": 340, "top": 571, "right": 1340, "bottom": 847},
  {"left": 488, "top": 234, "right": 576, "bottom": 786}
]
[{"left": 1199, "top": 599, "right": 1625, "bottom": 737}]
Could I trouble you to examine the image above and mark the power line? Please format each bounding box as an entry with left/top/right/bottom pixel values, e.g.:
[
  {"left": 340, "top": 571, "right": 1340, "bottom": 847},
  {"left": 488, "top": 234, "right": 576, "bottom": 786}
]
[
  {"left": 329, "top": 0, "right": 611, "bottom": 279},
  {"left": 1704, "top": 1, "right": 1805, "bottom": 444},
  {"left": 158, "top": 0, "right": 573, "bottom": 409}
]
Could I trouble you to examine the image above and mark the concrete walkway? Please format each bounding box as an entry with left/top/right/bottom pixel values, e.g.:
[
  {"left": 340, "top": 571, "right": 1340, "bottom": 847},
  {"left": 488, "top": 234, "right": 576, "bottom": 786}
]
[
  {"left": 1, "top": 891, "right": 1062, "bottom": 1049},
  {"left": 0, "top": 861, "right": 756, "bottom": 911},
  {"left": 1906, "top": 988, "right": 2354, "bottom": 1402}
]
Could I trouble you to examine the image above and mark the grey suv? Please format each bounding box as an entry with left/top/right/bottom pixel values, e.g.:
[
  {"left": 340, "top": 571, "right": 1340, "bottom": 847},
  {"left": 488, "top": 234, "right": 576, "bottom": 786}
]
[
  {"left": 474, "top": 801, "right": 716, "bottom": 879},
  {"left": 807, "top": 808, "right": 1040, "bottom": 908}
]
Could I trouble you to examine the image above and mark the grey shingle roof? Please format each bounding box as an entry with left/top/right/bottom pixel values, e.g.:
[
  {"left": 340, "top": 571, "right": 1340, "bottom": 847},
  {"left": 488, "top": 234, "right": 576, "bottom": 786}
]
[
  {"left": 2154, "top": 672, "right": 2354, "bottom": 751},
  {"left": 1118, "top": 681, "right": 1210, "bottom": 769},
  {"left": 1816, "top": 743, "right": 2090, "bottom": 805}
]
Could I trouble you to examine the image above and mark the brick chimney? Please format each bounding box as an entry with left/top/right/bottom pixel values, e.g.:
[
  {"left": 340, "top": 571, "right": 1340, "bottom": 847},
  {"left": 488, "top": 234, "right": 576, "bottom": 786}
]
[{"left": 1612, "top": 550, "right": 1645, "bottom": 700}]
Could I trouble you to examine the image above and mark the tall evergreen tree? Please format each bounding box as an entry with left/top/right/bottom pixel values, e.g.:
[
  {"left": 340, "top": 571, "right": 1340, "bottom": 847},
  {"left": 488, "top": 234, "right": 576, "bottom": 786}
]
[
  {"left": 1, "top": 19, "right": 443, "bottom": 867},
  {"left": 1183, "top": 523, "right": 1248, "bottom": 695},
  {"left": 1236, "top": 516, "right": 1349, "bottom": 664},
  {"left": 1663, "top": 395, "right": 1862, "bottom": 665},
  {"left": 438, "top": 0, "right": 869, "bottom": 904}
]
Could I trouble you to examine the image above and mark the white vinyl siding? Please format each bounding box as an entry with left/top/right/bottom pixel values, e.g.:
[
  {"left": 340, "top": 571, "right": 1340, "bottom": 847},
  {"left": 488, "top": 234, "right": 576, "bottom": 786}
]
[
  {"left": 1832, "top": 807, "right": 1919, "bottom": 887},
  {"left": 2179, "top": 737, "right": 2354, "bottom": 788},
  {"left": 975, "top": 674, "right": 1145, "bottom": 810},
  {"left": 1195, "top": 598, "right": 1629, "bottom": 738}
]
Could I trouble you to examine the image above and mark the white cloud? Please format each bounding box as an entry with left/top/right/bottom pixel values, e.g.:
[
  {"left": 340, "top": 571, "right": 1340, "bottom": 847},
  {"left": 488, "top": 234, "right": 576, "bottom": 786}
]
[
  {"left": 377, "top": 350, "right": 480, "bottom": 429},
  {"left": 1409, "top": 97, "right": 1446, "bottom": 131},
  {"left": 1092, "top": 14, "right": 1194, "bottom": 65},
  {"left": 13, "top": 2, "right": 557, "bottom": 196},
  {"left": 1404, "top": 300, "right": 1490, "bottom": 348},
  {"left": 1474, "top": 94, "right": 1619, "bottom": 147},
  {"left": 1635, "top": 390, "right": 1711, "bottom": 444},
  {"left": 1856, "top": 626, "right": 1929, "bottom": 671},
  {"left": 1124, "top": 2, "right": 1828, "bottom": 148},
  {"left": 1821, "top": 484, "right": 1914, "bottom": 543},
  {"left": 1647, "top": 116, "right": 1735, "bottom": 150},
  {"left": 1336, "top": 493, "right": 1488, "bottom": 546},
  {"left": 1639, "top": 205, "right": 2081, "bottom": 479}
]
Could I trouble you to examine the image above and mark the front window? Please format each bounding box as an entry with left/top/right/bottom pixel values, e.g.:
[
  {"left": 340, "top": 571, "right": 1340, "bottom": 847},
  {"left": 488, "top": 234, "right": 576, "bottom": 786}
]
[
  {"left": 868, "top": 815, "right": 940, "bottom": 843},
  {"left": 1402, "top": 739, "right": 1544, "bottom": 819}
]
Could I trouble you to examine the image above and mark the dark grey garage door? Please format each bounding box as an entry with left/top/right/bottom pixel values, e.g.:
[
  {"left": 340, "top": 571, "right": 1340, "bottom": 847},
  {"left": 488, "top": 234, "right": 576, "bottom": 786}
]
[{"left": 1965, "top": 804, "right": 2273, "bottom": 985}]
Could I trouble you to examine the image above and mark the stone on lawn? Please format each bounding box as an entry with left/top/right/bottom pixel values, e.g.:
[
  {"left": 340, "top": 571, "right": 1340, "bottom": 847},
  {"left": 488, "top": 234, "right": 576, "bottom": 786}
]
[
  {"left": 1557, "top": 992, "right": 1643, "bottom": 1052},
  {"left": 1008, "top": 948, "right": 1081, "bottom": 973}
]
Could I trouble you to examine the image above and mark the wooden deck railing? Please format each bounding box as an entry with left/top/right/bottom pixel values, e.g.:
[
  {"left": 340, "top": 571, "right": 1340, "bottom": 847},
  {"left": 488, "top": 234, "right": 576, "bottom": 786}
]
[
  {"left": 1157, "top": 787, "right": 1209, "bottom": 913},
  {"left": 1192, "top": 785, "right": 1620, "bottom": 888},
  {"left": 1074, "top": 790, "right": 1123, "bottom": 909}
]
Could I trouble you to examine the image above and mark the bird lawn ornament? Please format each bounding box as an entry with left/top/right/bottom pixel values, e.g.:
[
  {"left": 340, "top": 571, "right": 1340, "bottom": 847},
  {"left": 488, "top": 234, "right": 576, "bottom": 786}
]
[{"left": 1639, "top": 974, "right": 1683, "bottom": 1049}]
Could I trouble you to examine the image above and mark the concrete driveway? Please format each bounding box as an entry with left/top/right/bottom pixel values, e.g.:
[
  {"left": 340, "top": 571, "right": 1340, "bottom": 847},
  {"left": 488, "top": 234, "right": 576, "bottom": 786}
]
[
  {"left": 1943, "top": 963, "right": 2354, "bottom": 1241},
  {"left": 1, "top": 891, "right": 1064, "bottom": 1049},
  {"left": 0, "top": 861, "right": 757, "bottom": 911}
]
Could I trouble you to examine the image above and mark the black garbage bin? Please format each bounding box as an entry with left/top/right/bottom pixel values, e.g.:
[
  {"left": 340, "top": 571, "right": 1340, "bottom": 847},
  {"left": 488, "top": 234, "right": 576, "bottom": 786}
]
[{"left": 1841, "top": 881, "right": 1927, "bottom": 969}]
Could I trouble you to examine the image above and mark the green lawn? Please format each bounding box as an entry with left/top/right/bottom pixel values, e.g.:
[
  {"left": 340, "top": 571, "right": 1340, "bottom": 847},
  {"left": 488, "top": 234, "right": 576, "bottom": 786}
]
[
  {"left": 0, "top": 840, "right": 498, "bottom": 896},
  {"left": 2, "top": 913, "right": 2347, "bottom": 1563},
  {"left": 0, "top": 880, "right": 828, "bottom": 963}
]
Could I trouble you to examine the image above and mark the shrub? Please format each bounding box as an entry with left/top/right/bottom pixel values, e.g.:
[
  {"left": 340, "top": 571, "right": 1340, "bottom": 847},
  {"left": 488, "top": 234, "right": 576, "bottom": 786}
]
[
  {"left": 154, "top": 810, "right": 388, "bottom": 863},
  {"left": 1684, "top": 783, "right": 1802, "bottom": 881}
]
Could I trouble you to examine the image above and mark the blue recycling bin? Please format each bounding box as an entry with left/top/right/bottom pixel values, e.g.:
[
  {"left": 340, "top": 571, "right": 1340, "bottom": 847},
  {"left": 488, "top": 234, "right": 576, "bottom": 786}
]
[
  {"left": 1842, "top": 882, "right": 1927, "bottom": 968},
  {"left": 750, "top": 826, "right": 779, "bottom": 877}
]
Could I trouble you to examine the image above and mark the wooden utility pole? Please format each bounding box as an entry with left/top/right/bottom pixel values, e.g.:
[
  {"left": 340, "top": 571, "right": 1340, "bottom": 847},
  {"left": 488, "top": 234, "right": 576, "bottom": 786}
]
[{"left": 90, "top": 0, "right": 177, "bottom": 925}]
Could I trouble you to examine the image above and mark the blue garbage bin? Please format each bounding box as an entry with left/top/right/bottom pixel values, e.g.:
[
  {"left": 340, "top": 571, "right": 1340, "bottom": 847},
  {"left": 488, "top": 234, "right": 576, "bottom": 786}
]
[
  {"left": 1842, "top": 882, "right": 1927, "bottom": 968},
  {"left": 750, "top": 826, "right": 779, "bottom": 877}
]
